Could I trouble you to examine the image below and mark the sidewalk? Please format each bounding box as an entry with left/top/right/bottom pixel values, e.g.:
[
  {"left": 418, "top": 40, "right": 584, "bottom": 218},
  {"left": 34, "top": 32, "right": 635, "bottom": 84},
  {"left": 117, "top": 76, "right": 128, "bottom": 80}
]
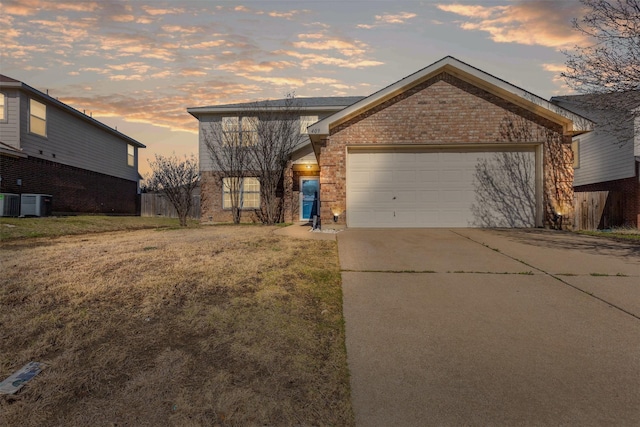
[{"left": 272, "top": 222, "right": 340, "bottom": 241}]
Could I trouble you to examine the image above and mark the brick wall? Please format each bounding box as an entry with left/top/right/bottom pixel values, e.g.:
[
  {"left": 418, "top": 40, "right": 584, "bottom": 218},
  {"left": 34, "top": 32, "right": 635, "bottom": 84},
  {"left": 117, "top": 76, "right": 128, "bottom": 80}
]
[
  {"left": 319, "top": 72, "right": 573, "bottom": 228},
  {"left": 200, "top": 171, "right": 260, "bottom": 223},
  {"left": 0, "top": 155, "right": 139, "bottom": 214},
  {"left": 201, "top": 168, "right": 308, "bottom": 223},
  {"left": 574, "top": 167, "right": 640, "bottom": 228}
]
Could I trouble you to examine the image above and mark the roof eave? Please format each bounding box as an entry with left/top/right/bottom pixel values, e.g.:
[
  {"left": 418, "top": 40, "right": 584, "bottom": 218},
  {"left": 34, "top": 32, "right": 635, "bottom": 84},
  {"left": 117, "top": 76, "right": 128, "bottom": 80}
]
[
  {"left": 187, "top": 104, "right": 352, "bottom": 118},
  {"left": 308, "top": 56, "right": 595, "bottom": 137}
]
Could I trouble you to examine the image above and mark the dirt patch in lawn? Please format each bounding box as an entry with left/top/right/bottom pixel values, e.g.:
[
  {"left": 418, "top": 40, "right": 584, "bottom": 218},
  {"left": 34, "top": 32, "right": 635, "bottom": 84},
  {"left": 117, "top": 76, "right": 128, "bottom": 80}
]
[{"left": 0, "top": 225, "right": 353, "bottom": 426}]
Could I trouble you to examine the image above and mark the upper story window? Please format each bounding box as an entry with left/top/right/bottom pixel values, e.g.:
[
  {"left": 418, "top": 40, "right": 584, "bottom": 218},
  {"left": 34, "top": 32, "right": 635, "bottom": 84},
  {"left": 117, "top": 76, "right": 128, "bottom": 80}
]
[
  {"left": 222, "top": 116, "right": 258, "bottom": 146},
  {"left": 0, "top": 93, "right": 6, "bottom": 122},
  {"left": 29, "top": 98, "right": 47, "bottom": 137},
  {"left": 300, "top": 115, "right": 318, "bottom": 134},
  {"left": 127, "top": 144, "right": 135, "bottom": 167}
]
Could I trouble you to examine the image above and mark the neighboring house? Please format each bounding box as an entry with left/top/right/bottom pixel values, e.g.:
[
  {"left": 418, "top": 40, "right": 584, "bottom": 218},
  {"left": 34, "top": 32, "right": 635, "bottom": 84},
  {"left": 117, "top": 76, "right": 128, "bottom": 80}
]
[
  {"left": 0, "top": 74, "right": 145, "bottom": 215},
  {"left": 189, "top": 56, "right": 592, "bottom": 229},
  {"left": 551, "top": 94, "right": 640, "bottom": 228}
]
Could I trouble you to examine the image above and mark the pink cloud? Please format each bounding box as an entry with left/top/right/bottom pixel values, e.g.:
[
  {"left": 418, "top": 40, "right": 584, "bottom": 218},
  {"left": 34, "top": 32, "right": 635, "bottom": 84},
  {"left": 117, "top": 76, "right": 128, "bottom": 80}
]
[
  {"left": 357, "top": 11, "right": 417, "bottom": 29},
  {"left": 437, "top": 1, "right": 587, "bottom": 49},
  {"left": 2, "top": 0, "right": 99, "bottom": 15},
  {"left": 218, "top": 60, "right": 294, "bottom": 73},
  {"left": 141, "top": 5, "right": 185, "bottom": 16}
]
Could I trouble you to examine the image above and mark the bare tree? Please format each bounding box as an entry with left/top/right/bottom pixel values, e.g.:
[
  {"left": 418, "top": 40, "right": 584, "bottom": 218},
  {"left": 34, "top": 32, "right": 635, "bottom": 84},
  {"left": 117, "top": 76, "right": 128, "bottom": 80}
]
[
  {"left": 472, "top": 152, "right": 536, "bottom": 227},
  {"left": 147, "top": 154, "right": 199, "bottom": 227},
  {"left": 248, "top": 95, "right": 305, "bottom": 225},
  {"left": 562, "top": 0, "right": 640, "bottom": 140},
  {"left": 472, "top": 114, "right": 573, "bottom": 229},
  {"left": 202, "top": 117, "right": 252, "bottom": 224},
  {"left": 203, "top": 94, "right": 305, "bottom": 225}
]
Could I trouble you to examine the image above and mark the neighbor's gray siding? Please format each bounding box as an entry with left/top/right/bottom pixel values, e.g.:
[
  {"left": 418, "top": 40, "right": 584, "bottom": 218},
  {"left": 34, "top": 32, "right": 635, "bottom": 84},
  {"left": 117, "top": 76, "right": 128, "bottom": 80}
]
[
  {"left": 18, "top": 92, "right": 139, "bottom": 182},
  {"left": 0, "top": 88, "right": 20, "bottom": 149},
  {"left": 574, "top": 128, "right": 635, "bottom": 187}
]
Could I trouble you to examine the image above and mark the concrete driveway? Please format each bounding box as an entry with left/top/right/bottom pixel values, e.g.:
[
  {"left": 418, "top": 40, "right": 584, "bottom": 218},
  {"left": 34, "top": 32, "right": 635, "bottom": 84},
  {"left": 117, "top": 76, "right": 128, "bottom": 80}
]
[{"left": 338, "top": 229, "right": 640, "bottom": 426}]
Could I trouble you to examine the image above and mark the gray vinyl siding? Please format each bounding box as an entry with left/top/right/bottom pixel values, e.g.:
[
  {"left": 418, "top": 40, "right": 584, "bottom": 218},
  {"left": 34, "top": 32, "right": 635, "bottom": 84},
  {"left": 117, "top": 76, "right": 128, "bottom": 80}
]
[
  {"left": 198, "top": 109, "right": 334, "bottom": 172},
  {"left": 574, "top": 128, "right": 635, "bottom": 187},
  {"left": 198, "top": 116, "right": 216, "bottom": 172},
  {"left": 0, "top": 89, "right": 20, "bottom": 148},
  {"left": 19, "top": 92, "right": 139, "bottom": 182}
]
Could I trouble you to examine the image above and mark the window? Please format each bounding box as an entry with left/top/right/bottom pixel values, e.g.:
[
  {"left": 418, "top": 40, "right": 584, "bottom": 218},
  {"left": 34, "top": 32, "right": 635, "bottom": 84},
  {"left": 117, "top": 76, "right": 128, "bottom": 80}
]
[
  {"left": 0, "top": 93, "right": 6, "bottom": 122},
  {"left": 572, "top": 139, "right": 580, "bottom": 168},
  {"left": 222, "top": 116, "right": 258, "bottom": 146},
  {"left": 127, "top": 144, "right": 135, "bottom": 167},
  {"left": 300, "top": 115, "right": 318, "bottom": 134},
  {"left": 29, "top": 98, "right": 47, "bottom": 137},
  {"left": 241, "top": 116, "right": 258, "bottom": 145},
  {"left": 223, "top": 177, "right": 260, "bottom": 209}
]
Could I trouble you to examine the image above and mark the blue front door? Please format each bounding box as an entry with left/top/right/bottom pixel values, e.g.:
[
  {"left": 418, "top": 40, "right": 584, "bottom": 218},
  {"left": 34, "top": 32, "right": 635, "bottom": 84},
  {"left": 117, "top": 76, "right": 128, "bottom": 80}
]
[{"left": 300, "top": 178, "right": 319, "bottom": 221}]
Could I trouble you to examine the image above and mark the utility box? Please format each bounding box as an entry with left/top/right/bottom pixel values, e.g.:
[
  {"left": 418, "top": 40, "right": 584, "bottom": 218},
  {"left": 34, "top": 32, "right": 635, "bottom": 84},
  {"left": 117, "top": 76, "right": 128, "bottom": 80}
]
[
  {"left": 20, "top": 194, "right": 53, "bottom": 217},
  {"left": 0, "top": 193, "right": 21, "bottom": 217}
]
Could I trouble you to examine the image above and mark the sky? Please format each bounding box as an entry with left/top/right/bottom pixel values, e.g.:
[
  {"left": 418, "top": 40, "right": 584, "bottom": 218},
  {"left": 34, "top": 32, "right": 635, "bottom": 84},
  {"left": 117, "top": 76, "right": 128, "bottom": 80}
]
[{"left": 0, "top": 0, "right": 590, "bottom": 176}]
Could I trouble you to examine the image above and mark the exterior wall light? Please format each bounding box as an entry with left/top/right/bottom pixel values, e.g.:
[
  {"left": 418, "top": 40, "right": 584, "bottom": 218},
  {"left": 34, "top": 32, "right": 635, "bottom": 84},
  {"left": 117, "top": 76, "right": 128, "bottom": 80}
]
[{"left": 331, "top": 208, "right": 342, "bottom": 223}]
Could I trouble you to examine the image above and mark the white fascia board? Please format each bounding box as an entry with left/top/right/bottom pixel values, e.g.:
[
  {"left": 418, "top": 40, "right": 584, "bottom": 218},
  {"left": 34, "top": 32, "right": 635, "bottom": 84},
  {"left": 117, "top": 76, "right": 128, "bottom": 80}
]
[{"left": 307, "top": 56, "right": 594, "bottom": 136}]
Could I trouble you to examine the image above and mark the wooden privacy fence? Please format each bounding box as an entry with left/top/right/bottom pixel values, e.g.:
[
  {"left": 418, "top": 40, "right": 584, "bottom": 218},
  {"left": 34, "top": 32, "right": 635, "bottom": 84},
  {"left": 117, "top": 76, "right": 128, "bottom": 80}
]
[
  {"left": 573, "top": 191, "right": 623, "bottom": 230},
  {"left": 141, "top": 193, "right": 200, "bottom": 219}
]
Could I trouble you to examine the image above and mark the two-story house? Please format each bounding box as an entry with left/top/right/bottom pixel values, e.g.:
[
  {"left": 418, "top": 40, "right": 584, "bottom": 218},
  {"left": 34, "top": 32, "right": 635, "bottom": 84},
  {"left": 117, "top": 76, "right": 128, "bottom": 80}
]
[
  {"left": 188, "top": 97, "right": 364, "bottom": 223},
  {"left": 0, "top": 75, "right": 145, "bottom": 215},
  {"left": 189, "top": 56, "right": 591, "bottom": 229},
  {"left": 551, "top": 93, "right": 639, "bottom": 228}
]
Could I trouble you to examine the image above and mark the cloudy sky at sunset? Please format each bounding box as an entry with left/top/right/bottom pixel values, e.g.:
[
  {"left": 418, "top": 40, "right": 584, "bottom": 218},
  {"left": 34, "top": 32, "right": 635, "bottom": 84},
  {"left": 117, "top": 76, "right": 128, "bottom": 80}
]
[{"left": 1, "top": 0, "right": 590, "bottom": 175}]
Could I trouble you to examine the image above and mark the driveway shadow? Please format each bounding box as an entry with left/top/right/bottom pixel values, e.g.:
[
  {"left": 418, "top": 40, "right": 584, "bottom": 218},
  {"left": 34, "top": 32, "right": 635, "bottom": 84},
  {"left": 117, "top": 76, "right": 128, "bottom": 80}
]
[{"left": 489, "top": 228, "right": 640, "bottom": 260}]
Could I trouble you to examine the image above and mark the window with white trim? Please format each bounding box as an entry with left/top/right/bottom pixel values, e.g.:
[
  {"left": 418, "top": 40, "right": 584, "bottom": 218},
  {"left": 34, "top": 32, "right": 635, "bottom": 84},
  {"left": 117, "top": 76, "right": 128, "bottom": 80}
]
[
  {"left": 0, "top": 93, "right": 6, "bottom": 122},
  {"left": 300, "top": 115, "right": 318, "bottom": 134},
  {"left": 572, "top": 139, "right": 580, "bottom": 168},
  {"left": 223, "top": 177, "right": 260, "bottom": 209},
  {"left": 222, "top": 116, "right": 258, "bottom": 146},
  {"left": 29, "top": 98, "right": 47, "bottom": 137},
  {"left": 127, "top": 144, "right": 135, "bottom": 167}
]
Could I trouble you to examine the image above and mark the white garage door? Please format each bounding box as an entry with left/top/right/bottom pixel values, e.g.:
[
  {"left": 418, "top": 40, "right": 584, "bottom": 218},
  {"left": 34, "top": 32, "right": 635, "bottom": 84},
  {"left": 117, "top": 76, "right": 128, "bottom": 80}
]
[{"left": 347, "top": 150, "right": 536, "bottom": 228}]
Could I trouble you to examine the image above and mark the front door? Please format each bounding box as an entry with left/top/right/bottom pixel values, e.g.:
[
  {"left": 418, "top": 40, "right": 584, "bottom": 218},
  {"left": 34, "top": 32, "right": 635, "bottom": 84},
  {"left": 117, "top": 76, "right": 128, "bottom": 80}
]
[{"left": 300, "top": 177, "right": 319, "bottom": 221}]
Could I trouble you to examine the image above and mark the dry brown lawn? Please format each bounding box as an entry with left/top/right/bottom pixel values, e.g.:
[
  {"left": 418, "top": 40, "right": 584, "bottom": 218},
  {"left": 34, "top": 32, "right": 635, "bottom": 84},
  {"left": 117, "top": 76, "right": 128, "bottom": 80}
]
[{"left": 0, "top": 225, "right": 353, "bottom": 426}]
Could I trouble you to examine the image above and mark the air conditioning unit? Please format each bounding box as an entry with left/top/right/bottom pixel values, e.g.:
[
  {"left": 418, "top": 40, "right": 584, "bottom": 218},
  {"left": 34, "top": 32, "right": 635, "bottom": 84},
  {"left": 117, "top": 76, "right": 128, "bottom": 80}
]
[
  {"left": 20, "top": 194, "right": 53, "bottom": 217},
  {"left": 0, "top": 193, "right": 21, "bottom": 217}
]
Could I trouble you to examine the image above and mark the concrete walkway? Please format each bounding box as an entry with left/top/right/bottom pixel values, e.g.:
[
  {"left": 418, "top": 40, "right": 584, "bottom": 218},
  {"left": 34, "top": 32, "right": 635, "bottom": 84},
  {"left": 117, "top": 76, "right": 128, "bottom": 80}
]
[
  {"left": 272, "top": 222, "right": 339, "bottom": 241},
  {"left": 339, "top": 229, "right": 640, "bottom": 426}
]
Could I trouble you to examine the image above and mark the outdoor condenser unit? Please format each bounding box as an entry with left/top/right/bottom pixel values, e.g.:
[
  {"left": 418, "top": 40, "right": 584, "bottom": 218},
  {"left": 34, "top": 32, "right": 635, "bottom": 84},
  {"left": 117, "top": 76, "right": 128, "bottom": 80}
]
[
  {"left": 20, "top": 194, "right": 53, "bottom": 217},
  {"left": 0, "top": 193, "right": 21, "bottom": 217}
]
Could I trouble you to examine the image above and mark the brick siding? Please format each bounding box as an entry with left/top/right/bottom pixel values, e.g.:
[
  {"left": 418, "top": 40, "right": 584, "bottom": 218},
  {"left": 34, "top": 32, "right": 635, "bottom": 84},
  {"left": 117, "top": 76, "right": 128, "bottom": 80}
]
[
  {"left": 201, "top": 168, "right": 313, "bottom": 223},
  {"left": 200, "top": 171, "right": 260, "bottom": 223},
  {"left": 0, "top": 155, "right": 139, "bottom": 214},
  {"left": 319, "top": 72, "right": 574, "bottom": 228}
]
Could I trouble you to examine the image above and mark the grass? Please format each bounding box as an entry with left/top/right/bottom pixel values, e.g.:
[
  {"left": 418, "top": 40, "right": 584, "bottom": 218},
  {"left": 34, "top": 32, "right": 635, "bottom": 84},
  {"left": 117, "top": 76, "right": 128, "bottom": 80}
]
[
  {"left": 0, "top": 224, "right": 353, "bottom": 426},
  {"left": 0, "top": 215, "right": 199, "bottom": 241},
  {"left": 576, "top": 227, "right": 640, "bottom": 242}
]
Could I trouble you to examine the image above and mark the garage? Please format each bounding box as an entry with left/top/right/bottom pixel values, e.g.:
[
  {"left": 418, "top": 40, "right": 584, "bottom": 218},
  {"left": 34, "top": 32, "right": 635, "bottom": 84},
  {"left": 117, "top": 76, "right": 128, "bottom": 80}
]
[{"left": 346, "top": 148, "right": 538, "bottom": 228}]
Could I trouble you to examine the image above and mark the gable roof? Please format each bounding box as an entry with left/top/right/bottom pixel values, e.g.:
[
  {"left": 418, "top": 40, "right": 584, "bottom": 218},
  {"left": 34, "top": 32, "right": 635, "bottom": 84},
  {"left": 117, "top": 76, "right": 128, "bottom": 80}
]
[
  {"left": 0, "top": 74, "right": 146, "bottom": 148},
  {"left": 187, "top": 96, "right": 364, "bottom": 118},
  {"left": 308, "top": 56, "right": 593, "bottom": 140}
]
